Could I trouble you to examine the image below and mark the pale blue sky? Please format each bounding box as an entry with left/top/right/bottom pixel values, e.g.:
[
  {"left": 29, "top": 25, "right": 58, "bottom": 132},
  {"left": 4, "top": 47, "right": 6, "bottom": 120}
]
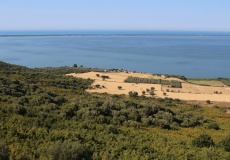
[{"left": 0, "top": 0, "right": 230, "bottom": 31}]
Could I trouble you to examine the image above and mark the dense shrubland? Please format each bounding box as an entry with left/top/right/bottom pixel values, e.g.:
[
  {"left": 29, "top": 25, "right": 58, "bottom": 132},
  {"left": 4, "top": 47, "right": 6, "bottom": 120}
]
[{"left": 0, "top": 61, "right": 229, "bottom": 159}]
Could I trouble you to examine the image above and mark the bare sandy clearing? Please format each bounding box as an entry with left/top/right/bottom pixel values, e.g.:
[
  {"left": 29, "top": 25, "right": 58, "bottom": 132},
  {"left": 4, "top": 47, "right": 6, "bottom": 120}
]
[{"left": 67, "top": 72, "right": 230, "bottom": 103}]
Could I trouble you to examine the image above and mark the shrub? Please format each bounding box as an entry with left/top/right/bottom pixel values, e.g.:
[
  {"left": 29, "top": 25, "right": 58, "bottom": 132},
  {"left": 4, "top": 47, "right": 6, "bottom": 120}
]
[
  {"left": 206, "top": 100, "right": 211, "bottom": 104},
  {"left": 44, "top": 141, "right": 92, "bottom": 160},
  {"left": 128, "top": 91, "right": 138, "bottom": 97},
  {"left": 208, "top": 123, "right": 220, "bottom": 130},
  {"left": 220, "top": 136, "right": 230, "bottom": 152},
  {"left": 118, "top": 86, "right": 122, "bottom": 90},
  {"left": 150, "top": 91, "right": 155, "bottom": 97},
  {"left": 0, "top": 141, "right": 10, "bottom": 160},
  {"left": 111, "top": 94, "right": 119, "bottom": 98},
  {"left": 192, "top": 134, "right": 214, "bottom": 148},
  {"left": 101, "top": 75, "right": 109, "bottom": 79},
  {"left": 192, "top": 104, "right": 201, "bottom": 109}
]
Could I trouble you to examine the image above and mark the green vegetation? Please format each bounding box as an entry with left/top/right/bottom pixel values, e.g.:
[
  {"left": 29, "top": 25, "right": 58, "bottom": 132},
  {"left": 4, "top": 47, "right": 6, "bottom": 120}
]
[
  {"left": 206, "top": 100, "right": 211, "bottom": 104},
  {"left": 101, "top": 75, "right": 110, "bottom": 81},
  {"left": 0, "top": 61, "right": 229, "bottom": 159},
  {"left": 208, "top": 123, "right": 220, "bottom": 130},
  {"left": 187, "top": 79, "right": 223, "bottom": 87},
  {"left": 220, "top": 135, "right": 230, "bottom": 152},
  {"left": 218, "top": 78, "right": 230, "bottom": 87},
  {"left": 124, "top": 76, "right": 182, "bottom": 88},
  {"left": 154, "top": 74, "right": 187, "bottom": 80},
  {"left": 192, "top": 134, "right": 215, "bottom": 148},
  {"left": 150, "top": 90, "right": 155, "bottom": 97},
  {"left": 187, "top": 78, "right": 230, "bottom": 87}
]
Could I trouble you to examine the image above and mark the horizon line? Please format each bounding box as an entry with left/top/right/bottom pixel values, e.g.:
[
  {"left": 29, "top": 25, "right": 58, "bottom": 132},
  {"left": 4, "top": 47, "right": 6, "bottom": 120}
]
[
  {"left": 1, "top": 29, "right": 230, "bottom": 37},
  {"left": 1, "top": 29, "right": 230, "bottom": 32}
]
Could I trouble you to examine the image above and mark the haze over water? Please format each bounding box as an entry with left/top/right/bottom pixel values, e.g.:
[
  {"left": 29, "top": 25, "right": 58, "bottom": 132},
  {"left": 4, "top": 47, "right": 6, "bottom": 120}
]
[{"left": 0, "top": 31, "right": 230, "bottom": 78}]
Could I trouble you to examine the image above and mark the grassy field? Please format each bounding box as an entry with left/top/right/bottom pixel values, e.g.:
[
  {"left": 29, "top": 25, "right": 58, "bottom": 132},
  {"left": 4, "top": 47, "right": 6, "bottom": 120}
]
[{"left": 187, "top": 79, "right": 224, "bottom": 87}]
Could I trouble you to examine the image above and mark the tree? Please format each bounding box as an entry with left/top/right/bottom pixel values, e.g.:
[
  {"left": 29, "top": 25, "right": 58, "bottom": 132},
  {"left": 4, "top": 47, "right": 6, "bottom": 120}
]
[
  {"left": 73, "top": 64, "right": 78, "bottom": 67},
  {"left": 101, "top": 75, "right": 109, "bottom": 81},
  {"left": 150, "top": 91, "right": 155, "bottom": 97},
  {"left": 163, "top": 92, "right": 167, "bottom": 96},
  {"left": 150, "top": 87, "right": 155, "bottom": 91},
  {"left": 129, "top": 91, "right": 138, "bottom": 97},
  {"left": 118, "top": 86, "right": 122, "bottom": 90},
  {"left": 96, "top": 74, "right": 100, "bottom": 77},
  {"left": 142, "top": 91, "right": 146, "bottom": 95},
  {"left": 206, "top": 100, "right": 211, "bottom": 104},
  {"left": 192, "top": 134, "right": 214, "bottom": 148},
  {"left": 146, "top": 88, "right": 150, "bottom": 92}
]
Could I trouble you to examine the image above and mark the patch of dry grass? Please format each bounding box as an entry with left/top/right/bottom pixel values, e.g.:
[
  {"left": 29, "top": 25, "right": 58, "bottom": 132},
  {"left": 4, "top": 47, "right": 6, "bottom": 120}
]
[{"left": 67, "top": 72, "right": 230, "bottom": 102}]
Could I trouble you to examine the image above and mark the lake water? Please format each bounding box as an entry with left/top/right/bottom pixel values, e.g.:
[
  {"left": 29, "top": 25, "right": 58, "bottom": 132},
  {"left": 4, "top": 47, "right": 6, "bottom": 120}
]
[{"left": 0, "top": 31, "right": 230, "bottom": 78}]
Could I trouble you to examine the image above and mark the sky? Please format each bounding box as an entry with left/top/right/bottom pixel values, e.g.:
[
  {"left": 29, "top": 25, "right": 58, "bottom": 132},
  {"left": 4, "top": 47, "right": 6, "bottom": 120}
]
[{"left": 0, "top": 0, "right": 230, "bottom": 31}]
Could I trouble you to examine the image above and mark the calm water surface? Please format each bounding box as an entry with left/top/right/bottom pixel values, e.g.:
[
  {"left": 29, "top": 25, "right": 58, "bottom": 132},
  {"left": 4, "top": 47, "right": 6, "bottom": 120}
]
[{"left": 0, "top": 34, "right": 230, "bottom": 78}]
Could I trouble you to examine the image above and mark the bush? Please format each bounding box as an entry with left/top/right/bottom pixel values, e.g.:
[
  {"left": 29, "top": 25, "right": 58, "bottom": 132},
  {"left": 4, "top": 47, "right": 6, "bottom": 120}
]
[
  {"left": 0, "top": 141, "right": 10, "bottom": 160},
  {"left": 128, "top": 91, "right": 138, "bottom": 97},
  {"left": 206, "top": 100, "right": 211, "bottom": 104},
  {"left": 192, "top": 134, "right": 214, "bottom": 148},
  {"left": 101, "top": 75, "right": 110, "bottom": 80},
  {"left": 208, "top": 123, "right": 220, "bottom": 130},
  {"left": 220, "top": 136, "right": 230, "bottom": 152},
  {"left": 44, "top": 141, "right": 92, "bottom": 160},
  {"left": 150, "top": 91, "right": 155, "bottom": 97}
]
